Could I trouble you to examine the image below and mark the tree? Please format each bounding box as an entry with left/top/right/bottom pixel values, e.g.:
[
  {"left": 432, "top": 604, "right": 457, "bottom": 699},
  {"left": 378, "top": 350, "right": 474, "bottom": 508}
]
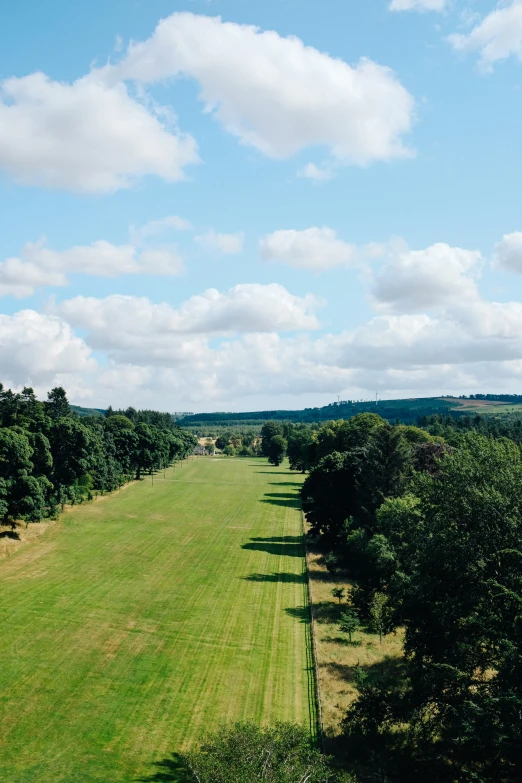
[
  {"left": 368, "top": 592, "right": 391, "bottom": 644},
  {"left": 215, "top": 435, "right": 228, "bottom": 451},
  {"left": 182, "top": 722, "right": 347, "bottom": 783},
  {"left": 339, "top": 608, "right": 360, "bottom": 643},
  {"left": 267, "top": 435, "right": 287, "bottom": 467},
  {"left": 45, "top": 387, "right": 70, "bottom": 419},
  {"left": 260, "top": 421, "right": 284, "bottom": 457},
  {"left": 332, "top": 587, "right": 345, "bottom": 604}
]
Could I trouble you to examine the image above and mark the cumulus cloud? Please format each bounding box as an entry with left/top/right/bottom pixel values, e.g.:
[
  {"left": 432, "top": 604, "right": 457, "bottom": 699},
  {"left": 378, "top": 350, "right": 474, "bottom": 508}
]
[
  {"left": 56, "top": 284, "right": 321, "bottom": 364},
  {"left": 493, "top": 231, "right": 522, "bottom": 273},
  {"left": 194, "top": 230, "right": 244, "bottom": 254},
  {"left": 371, "top": 242, "right": 482, "bottom": 312},
  {"left": 390, "top": 0, "right": 449, "bottom": 11},
  {"left": 0, "top": 239, "right": 184, "bottom": 298},
  {"left": 105, "top": 12, "right": 414, "bottom": 166},
  {"left": 260, "top": 227, "right": 357, "bottom": 271},
  {"left": 0, "top": 72, "right": 199, "bottom": 193},
  {"left": 448, "top": 1, "right": 522, "bottom": 69},
  {"left": 0, "top": 310, "right": 94, "bottom": 389}
]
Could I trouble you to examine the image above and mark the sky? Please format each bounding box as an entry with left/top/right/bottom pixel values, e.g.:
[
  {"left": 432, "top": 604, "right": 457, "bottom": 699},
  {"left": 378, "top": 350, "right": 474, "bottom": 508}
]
[{"left": 1, "top": 0, "right": 522, "bottom": 412}]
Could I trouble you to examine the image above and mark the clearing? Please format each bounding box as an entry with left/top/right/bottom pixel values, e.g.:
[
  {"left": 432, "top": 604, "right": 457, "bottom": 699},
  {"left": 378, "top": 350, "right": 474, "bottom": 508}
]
[{"left": 0, "top": 457, "right": 313, "bottom": 783}]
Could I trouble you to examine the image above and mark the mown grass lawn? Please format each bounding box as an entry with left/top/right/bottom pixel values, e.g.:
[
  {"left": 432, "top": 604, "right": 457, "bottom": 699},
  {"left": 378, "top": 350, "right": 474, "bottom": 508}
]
[{"left": 0, "top": 457, "right": 313, "bottom": 783}]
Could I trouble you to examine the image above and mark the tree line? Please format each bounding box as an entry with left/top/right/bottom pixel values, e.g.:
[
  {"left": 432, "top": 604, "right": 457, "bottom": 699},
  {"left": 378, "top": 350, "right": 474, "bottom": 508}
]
[
  {"left": 261, "top": 412, "right": 522, "bottom": 782},
  {"left": 0, "top": 384, "right": 197, "bottom": 527}
]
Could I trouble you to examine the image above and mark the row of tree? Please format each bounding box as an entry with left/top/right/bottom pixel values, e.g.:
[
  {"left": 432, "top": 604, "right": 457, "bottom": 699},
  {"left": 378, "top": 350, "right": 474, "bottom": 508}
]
[
  {"left": 0, "top": 384, "right": 197, "bottom": 527},
  {"left": 292, "top": 412, "right": 522, "bottom": 782}
]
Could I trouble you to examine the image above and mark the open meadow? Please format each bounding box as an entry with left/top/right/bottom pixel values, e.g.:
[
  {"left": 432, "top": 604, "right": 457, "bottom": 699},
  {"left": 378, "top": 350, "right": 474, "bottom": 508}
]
[{"left": 0, "top": 457, "right": 313, "bottom": 783}]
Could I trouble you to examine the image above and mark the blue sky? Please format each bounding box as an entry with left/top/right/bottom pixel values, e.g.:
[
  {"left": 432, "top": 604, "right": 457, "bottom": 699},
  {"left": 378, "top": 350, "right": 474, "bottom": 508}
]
[{"left": 1, "top": 0, "right": 522, "bottom": 411}]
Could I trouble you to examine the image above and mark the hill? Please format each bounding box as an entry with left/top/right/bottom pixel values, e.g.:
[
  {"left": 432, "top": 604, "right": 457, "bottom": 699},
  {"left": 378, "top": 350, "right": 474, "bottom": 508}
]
[
  {"left": 178, "top": 395, "right": 522, "bottom": 428},
  {"left": 70, "top": 404, "right": 106, "bottom": 418}
]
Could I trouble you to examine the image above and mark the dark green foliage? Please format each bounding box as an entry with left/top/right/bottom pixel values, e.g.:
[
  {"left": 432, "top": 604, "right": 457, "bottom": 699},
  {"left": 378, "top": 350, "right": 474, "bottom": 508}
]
[
  {"left": 337, "top": 434, "right": 522, "bottom": 781},
  {"left": 45, "top": 387, "right": 71, "bottom": 420},
  {"left": 332, "top": 587, "right": 345, "bottom": 604},
  {"left": 181, "top": 722, "right": 347, "bottom": 783},
  {"left": 267, "top": 435, "right": 288, "bottom": 467},
  {"left": 0, "top": 383, "right": 197, "bottom": 525},
  {"left": 339, "top": 608, "right": 360, "bottom": 643}
]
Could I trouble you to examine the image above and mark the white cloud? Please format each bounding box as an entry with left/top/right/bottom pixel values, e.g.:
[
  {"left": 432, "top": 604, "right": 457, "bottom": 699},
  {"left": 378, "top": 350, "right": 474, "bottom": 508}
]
[
  {"left": 0, "top": 72, "right": 199, "bottom": 193},
  {"left": 298, "top": 163, "right": 335, "bottom": 182},
  {"left": 56, "top": 284, "right": 321, "bottom": 364},
  {"left": 260, "top": 227, "right": 357, "bottom": 270},
  {"left": 105, "top": 12, "right": 415, "bottom": 166},
  {"left": 449, "top": 1, "right": 522, "bottom": 69},
  {"left": 0, "top": 310, "right": 94, "bottom": 389},
  {"left": 0, "top": 238, "right": 184, "bottom": 298},
  {"left": 130, "top": 215, "right": 193, "bottom": 246},
  {"left": 194, "top": 230, "right": 244, "bottom": 254},
  {"left": 390, "top": 0, "right": 449, "bottom": 11},
  {"left": 493, "top": 231, "right": 522, "bottom": 273},
  {"left": 371, "top": 241, "right": 482, "bottom": 312}
]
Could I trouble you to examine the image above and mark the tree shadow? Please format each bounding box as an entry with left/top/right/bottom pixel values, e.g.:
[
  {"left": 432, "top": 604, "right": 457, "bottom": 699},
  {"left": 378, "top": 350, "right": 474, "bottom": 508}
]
[
  {"left": 255, "top": 471, "right": 294, "bottom": 475},
  {"left": 137, "top": 753, "right": 193, "bottom": 782},
  {"left": 242, "top": 539, "right": 304, "bottom": 557},
  {"left": 259, "top": 493, "right": 301, "bottom": 508},
  {"left": 322, "top": 635, "right": 360, "bottom": 646},
  {"left": 308, "top": 569, "right": 334, "bottom": 583},
  {"left": 243, "top": 572, "right": 306, "bottom": 584},
  {"left": 285, "top": 605, "right": 311, "bottom": 623},
  {"left": 311, "top": 600, "right": 343, "bottom": 624},
  {"left": 0, "top": 529, "right": 20, "bottom": 539},
  {"left": 250, "top": 536, "right": 302, "bottom": 543},
  {"left": 321, "top": 654, "right": 407, "bottom": 688},
  {"left": 267, "top": 482, "right": 300, "bottom": 487}
]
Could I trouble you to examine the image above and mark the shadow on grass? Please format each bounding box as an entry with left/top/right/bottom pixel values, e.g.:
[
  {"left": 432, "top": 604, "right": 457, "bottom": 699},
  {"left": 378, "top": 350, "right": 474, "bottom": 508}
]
[
  {"left": 285, "top": 605, "right": 311, "bottom": 623},
  {"left": 242, "top": 535, "right": 304, "bottom": 558},
  {"left": 243, "top": 572, "right": 306, "bottom": 584},
  {"left": 322, "top": 654, "right": 407, "bottom": 688},
  {"left": 251, "top": 536, "right": 302, "bottom": 543},
  {"left": 311, "top": 600, "right": 343, "bottom": 624},
  {"left": 259, "top": 494, "right": 301, "bottom": 508},
  {"left": 138, "top": 753, "right": 193, "bottom": 782},
  {"left": 268, "top": 481, "right": 301, "bottom": 486},
  {"left": 255, "top": 471, "right": 294, "bottom": 475},
  {"left": 0, "top": 529, "right": 20, "bottom": 539},
  {"left": 308, "top": 568, "right": 334, "bottom": 583},
  {"left": 323, "top": 635, "right": 360, "bottom": 646}
]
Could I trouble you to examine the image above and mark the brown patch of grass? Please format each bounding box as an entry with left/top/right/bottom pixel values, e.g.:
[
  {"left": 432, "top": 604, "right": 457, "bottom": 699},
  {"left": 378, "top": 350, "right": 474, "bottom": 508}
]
[
  {"left": 0, "top": 520, "right": 55, "bottom": 561},
  {"left": 306, "top": 546, "right": 405, "bottom": 737}
]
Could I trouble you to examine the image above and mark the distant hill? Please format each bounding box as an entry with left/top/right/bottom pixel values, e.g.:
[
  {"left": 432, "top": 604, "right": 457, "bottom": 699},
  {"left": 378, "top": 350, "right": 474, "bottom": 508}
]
[
  {"left": 70, "top": 405, "right": 105, "bottom": 418},
  {"left": 178, "top": 395, "right": 522, "bottom": 428}
]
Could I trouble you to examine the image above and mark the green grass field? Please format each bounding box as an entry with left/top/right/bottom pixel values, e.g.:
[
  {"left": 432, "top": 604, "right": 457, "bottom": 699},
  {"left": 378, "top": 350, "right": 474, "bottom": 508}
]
[{"left": 0, "top": 458, "right": 313, "bottom": 783}]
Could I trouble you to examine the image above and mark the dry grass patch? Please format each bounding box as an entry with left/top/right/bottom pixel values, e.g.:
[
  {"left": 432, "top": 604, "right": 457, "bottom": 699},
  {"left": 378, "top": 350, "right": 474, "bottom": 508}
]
[
  {"left": 0, "top": 519, "right": 55, "bottom": 560},
  {"left": 306, "top": 547, "right": 405, "bottom": 737}
]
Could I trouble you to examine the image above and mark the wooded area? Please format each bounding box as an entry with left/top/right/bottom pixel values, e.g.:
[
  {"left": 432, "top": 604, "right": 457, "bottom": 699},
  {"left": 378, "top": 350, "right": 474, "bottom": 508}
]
[
  {"left": 260, "top": 413, "right": 522, "bottom": 782},
  {"left": 0, "top": 384, "right": 197, "bottom": 528}
]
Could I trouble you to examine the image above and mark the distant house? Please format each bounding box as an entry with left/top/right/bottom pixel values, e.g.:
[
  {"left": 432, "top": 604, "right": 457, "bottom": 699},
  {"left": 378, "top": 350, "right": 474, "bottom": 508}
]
[{"left": 193, "top": 445, "right": 207, "bottom": 456}]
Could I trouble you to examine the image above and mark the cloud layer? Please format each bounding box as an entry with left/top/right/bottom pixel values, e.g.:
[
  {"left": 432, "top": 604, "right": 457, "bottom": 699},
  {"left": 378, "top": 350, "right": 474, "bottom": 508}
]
[{"left": 0, "top": 238, "right": 184, "bottom": 298}]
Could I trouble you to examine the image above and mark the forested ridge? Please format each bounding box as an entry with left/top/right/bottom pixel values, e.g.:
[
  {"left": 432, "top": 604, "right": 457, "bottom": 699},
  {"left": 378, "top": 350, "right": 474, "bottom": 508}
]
[
  {"left": 0, "top": 384, "right": 197, "bottom": 527},
  {"left": 261, "top": 415, "right": 522, "bottom": 782}
]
